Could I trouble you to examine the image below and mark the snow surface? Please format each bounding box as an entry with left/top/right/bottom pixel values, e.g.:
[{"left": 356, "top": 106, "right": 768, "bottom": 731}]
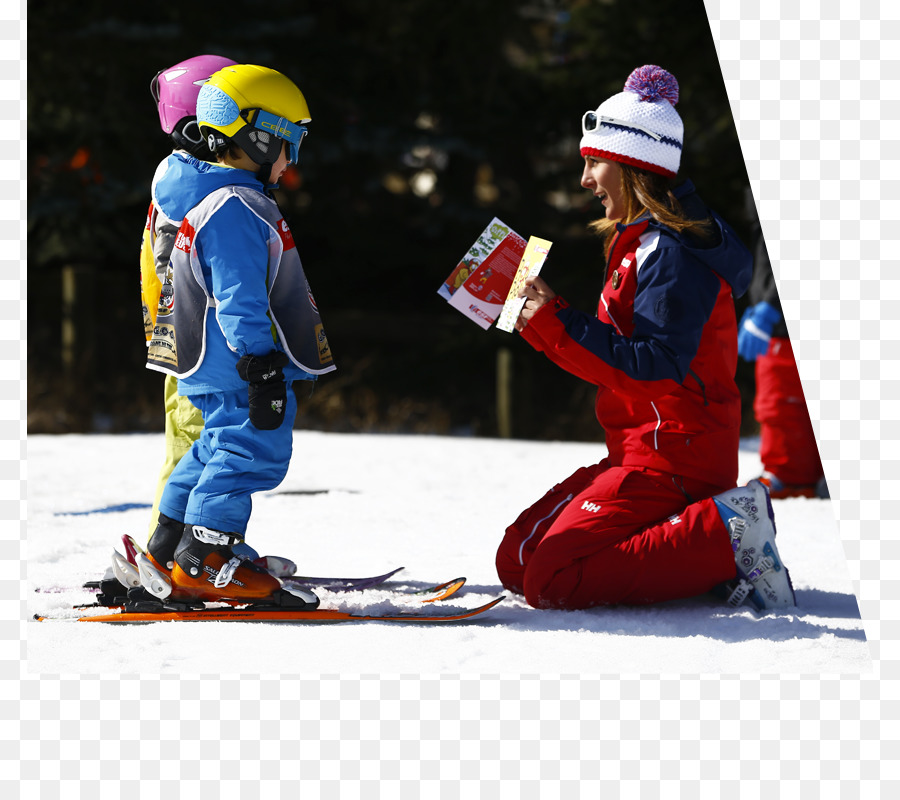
[{"left": 26, "top": 431, "right": 870, "bottom": 675}]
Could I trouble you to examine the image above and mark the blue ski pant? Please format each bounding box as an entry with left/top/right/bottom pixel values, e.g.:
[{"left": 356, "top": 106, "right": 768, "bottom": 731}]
[{"left": 158, "top": 385, "right": 298, "bottom": 535}]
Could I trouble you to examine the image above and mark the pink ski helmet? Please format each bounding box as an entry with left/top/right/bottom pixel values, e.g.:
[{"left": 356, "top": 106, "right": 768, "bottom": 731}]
[{"left": 151, "top": 54, "right": 237, "bottom": 155}]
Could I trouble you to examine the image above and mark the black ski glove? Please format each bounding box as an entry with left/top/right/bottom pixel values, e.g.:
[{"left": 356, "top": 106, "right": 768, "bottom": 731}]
[{"left": 235, "top": 351, "right": 290, "bottom": 430}]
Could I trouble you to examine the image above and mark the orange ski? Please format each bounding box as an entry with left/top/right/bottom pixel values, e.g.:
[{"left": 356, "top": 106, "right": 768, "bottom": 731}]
[
  {"left": 419, "top": 577, "right": 466, "bottom": 603},
  {"left": 35, "top": 596, "right": 504, "bottom": 624},
  {"left": 65, "top": 577, "right": 467, "bottom": 613}
]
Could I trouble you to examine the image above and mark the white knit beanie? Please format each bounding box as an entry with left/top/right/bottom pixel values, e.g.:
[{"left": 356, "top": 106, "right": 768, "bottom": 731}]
[{"left": 580, "top": 65, "right": 683, "bottom": 178}]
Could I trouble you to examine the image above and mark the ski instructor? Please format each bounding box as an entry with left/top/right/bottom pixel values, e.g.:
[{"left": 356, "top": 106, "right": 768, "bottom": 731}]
[{"left": 495, "top": 65, "right": 796, "bottom": 613}]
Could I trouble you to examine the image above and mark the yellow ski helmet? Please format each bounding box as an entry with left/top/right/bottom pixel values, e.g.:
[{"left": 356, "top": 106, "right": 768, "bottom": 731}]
[{"left": 197, "top": 64, "right": 311, "bottom": 179}]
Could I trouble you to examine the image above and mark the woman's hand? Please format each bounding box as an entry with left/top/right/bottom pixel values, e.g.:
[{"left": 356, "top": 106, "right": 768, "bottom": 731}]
[{"left": 515, "top": 276, "right": 557, "bottom": 331}]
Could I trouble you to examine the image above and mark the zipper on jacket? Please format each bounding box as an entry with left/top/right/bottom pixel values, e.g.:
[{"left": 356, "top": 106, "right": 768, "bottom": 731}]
[
  {"left": 604, "top": 226, "right": 624, "bottom": 285},
  {"left": 598, "top": 226, "right": 624, "bottom": 313}
]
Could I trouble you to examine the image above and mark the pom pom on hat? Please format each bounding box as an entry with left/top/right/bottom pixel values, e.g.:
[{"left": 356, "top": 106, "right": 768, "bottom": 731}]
[
  {"left": 579, "top": 64, "right": 684, "bottom": 178},
  {"left": 623, "top": 65, "right": 679, "bottom": 106}
]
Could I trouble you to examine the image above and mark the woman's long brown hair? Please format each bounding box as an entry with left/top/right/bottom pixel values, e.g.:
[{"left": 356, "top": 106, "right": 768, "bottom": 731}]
[{"left": 589, "top": 162, "right": 714, "bottom": 255}]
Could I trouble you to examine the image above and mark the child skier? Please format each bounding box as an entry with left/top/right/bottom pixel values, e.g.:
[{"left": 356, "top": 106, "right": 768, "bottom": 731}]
[
  {"left": 141, "top": 54, "right": 235, "bottom": 539},
  {"left": 738, "top": 205, "right": 828, "bottom": 499},
  {"left": 137, "top": 64, "right": 335, "bottom": 608},
  {"left": 129, "top": 54, "right": 298, "bottom": 585},
  {"left": 495, "top": 65, "right": 795, "bottom": 613}
]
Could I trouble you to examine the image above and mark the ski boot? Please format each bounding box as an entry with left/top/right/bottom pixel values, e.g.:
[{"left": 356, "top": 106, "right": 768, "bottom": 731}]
[
  {"left": 101, "top": 512, "right": 304, "bottom": 608},
  {"left": 126, "top": 513, "right": 185, "bottom": 601},
  {"left": 97, "top": 513, "right": 185, "bottom": 605},
  {"left": 756, "top": 470, "right": 823, "bottom": 500},
  {"left": 143, "top": 513, "right": 299, "bottom": 578},
  {"left": 170, "top": 524, "right": 319, "bottom": 609},
  {"left": 129, "top": 513, "right": 299, "bottom": 598},
  {"left": 713, "top": 479, "right": 796, "bottom": 612}
]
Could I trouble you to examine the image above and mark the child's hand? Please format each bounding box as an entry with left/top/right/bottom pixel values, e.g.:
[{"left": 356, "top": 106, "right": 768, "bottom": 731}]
[
  {"left": 236, "top": 351, "right": 290, "bottom": 430},
  {"left": 516, "top": 276, "right": 557, "bottom": 331}
]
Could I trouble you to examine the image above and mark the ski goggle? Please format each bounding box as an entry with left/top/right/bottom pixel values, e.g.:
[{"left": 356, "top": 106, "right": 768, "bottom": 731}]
[
  {"left": 179, "top": 119, "right": 204, "bottom": 146},
  {"left": 150, "top": 70, "right": 162, "bottom": 103},
  {"left": 248, "top": 108, "right": 308, "bottom": 164},
  {"left": 582, "top": 110, "right": 662, "bottom": 142}
]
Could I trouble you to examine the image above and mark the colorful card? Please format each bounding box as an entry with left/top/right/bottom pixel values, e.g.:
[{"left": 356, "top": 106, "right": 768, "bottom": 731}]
[
  {"left": 438, "top": 218, "right": 527, "bottom": 330},
  {"left": 494, "top": 236, "right": 553, "bottom": 333}
]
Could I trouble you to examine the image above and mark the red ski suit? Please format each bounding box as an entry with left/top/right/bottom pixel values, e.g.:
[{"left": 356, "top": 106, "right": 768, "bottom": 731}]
[
  {"left": 744, "top": 223, "right": 824, "bottom": 488},
  {"left": 496, "top": 182, "right": 754, "bottom": 609},
  {"left": 755, "top": 336, "right": 824, "bottom": 485}
]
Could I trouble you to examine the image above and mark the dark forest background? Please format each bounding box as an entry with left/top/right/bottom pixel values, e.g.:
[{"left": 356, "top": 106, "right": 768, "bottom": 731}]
[{"left": 27, "top": 0, "right": 761, "bottom": 441}]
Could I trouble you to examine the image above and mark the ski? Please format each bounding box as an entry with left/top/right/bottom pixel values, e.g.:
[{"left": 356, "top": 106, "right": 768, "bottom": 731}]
[
  {"left": 39, "top": 571, "right": 466, "bottom": 610},
  {"left": 284, "top": 567, "right": 406, "bottom": 591},
  {"left": 36, "top": 535, "right": 469, "bottom": 610},
  {"left": 73, "top": 565, "right": 408, "bottom": 594},
  {"left": 66, "top": 575, "right": 467, "bottom": 611},
  {"left": 34, "top": 596, "right": 505, "bottom": 625},
  {"left": 42, "top": 572, "right": 466, "bottom": 606},
  {"left": 408, "top": 577, "right": 467, "bottom": 603}
]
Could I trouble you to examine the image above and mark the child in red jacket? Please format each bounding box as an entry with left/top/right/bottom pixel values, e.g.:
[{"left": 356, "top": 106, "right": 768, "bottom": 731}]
[
  {"left": 738, "top": 203, "right": 828, "bottom": 499},
  {"left": 495, "top": 66, "right": 795, "bottom": 613}
]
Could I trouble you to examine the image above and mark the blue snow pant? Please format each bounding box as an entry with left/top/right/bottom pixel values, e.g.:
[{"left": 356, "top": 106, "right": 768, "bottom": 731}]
[{"left": 157, "top": 384, "right": 298, "bottom": 535}]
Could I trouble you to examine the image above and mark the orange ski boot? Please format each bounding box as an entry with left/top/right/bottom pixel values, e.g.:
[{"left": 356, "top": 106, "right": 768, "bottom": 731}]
[{"left": 170, "top": 524, "right": 318, "bottom": 609}]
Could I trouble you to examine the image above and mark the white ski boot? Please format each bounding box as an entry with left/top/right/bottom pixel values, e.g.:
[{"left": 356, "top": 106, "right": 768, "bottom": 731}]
[{"left": 714, "top": 479, "right": 796, "bottom": 612}]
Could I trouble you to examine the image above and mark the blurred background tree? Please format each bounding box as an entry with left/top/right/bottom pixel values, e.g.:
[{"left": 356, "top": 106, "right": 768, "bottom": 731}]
[{"left": 27, "top": 0, "right": 758, "bottom": 439}]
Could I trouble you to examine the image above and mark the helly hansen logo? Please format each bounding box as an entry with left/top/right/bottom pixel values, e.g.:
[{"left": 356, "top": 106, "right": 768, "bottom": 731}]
[
  {"left": 582, "top": 501, "right": 602, "bottom": 513},
  {"left": 174, "top": 220, "right": 196, "bottom": 253},
  {"left": 668, "top": 515, "right": 683, "bottom": 525}
]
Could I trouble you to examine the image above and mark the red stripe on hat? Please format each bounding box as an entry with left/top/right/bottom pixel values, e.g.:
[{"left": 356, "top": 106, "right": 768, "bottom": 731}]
[{"left": 580, "top": 146, "right": 676, "bottom": 178}]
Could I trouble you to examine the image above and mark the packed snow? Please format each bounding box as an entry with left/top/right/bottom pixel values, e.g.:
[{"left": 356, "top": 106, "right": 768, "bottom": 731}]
[{"left": 25, "top": 431, "right": 870, "bottom": 674}]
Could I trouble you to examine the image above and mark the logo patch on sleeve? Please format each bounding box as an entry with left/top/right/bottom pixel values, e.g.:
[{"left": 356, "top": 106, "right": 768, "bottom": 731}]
[
  {"left": 174, "top": 220, "right": 196, "bottom": 253},
  {"left": 654, "top": 294, "right": 682, "bottom": 325},
  {"left": 276, "top": 219, "right": 296, "bottom": 251}
]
